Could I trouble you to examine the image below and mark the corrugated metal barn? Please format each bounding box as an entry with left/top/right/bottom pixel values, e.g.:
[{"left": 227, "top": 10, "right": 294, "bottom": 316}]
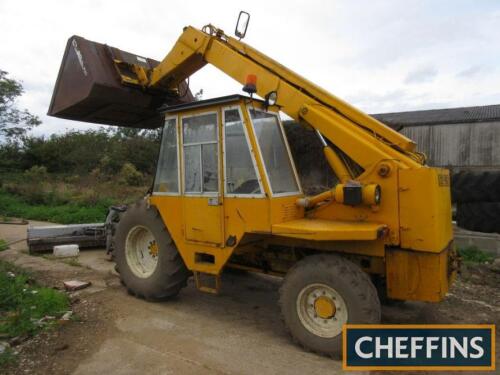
[{"left": 373, "top": 104, "right": 500, "bottom": 171}]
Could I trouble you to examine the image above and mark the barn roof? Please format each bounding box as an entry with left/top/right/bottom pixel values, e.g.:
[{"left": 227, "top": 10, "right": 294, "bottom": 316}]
[{"left": 372, "top": 104, "right": 500, "bottom": 129}]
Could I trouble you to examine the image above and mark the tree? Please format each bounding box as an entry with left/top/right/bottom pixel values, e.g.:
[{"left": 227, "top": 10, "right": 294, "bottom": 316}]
[{"left": 0, "top": 70, "right": 41, "bottom": 140}]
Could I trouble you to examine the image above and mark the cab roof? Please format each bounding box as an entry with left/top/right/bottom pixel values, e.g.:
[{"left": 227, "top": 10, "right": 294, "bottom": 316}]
[{"left": 160, "top": 94, "right": 264, "bottom": 114}]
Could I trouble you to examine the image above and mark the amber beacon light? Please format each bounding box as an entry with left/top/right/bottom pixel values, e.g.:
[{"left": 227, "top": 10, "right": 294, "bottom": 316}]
[{"left": 243, "top": 74, "right": 257, "bottom": 94}]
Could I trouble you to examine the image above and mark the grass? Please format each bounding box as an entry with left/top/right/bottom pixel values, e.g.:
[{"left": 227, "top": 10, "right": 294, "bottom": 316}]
[
  {"left": 42, "top": 255, "right": 81, "bottom": 267},
  {"left": 63, "top": 258, "right": 81, "bottom": 267},
  {"left": 0, "top": 261, "right": 70, "bottom": 368},
  {"left": 0, "top": 347, "right": 16, "bottom": 367},
  {"left": 458, "top": 246, "right": 494, "bottom": 264},
  {"left": 0, "top": 260, "right": 70, "bottom": 338},
  {"left": 0, "top": 239, "right": 7, "bottom": 252},
  {"left": 0, "top": 190, "right": 112, "bottom": 224}
]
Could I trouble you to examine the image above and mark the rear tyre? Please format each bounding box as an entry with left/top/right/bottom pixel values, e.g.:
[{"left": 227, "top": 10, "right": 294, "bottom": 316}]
[
  {"left": 114, "top": 200, "right": 189, "bottom": 300},
  {"left": 456, "top": 202, "right": 500, "bottom": 234},
  {"left": 452, "top": 171, "right": 500, "bottom": 203},
  {"left": 279, "top": 254, "right": 381, "bottom": 358}
]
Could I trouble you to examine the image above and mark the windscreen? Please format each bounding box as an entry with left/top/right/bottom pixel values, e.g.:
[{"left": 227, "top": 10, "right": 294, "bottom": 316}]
[
  {"left": 224, "top": 109, "right": 262, "bottom": 195},
  {"left": 250, "top": 109, "right": 299, "bottom": 195},
  {"left": 154, "top": 118, "right": 179, "bottom": 193}
]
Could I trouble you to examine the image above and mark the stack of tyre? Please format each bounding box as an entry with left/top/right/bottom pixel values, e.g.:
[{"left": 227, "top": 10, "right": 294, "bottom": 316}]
[{"left": 452, "top": 171, "right": 500, "bottom": 234}]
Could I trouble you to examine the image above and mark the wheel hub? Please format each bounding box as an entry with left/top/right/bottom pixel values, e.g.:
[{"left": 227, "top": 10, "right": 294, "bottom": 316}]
[
  {"left": 148, "top": 241, "right": 159, "bottom": 257},
  {"left": 314, "top": 296, "right": 336, "bottom": 319},
  {"left": 296, "top": 283, "right": 348, "bottom": 338}
]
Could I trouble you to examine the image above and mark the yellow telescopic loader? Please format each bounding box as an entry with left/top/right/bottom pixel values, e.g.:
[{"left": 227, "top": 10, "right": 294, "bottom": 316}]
[{"left": 48, "top": 13, "right": 457, "bottom": 356}]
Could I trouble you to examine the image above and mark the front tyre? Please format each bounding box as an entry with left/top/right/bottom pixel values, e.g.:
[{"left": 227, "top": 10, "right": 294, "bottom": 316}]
[
  {"left": 279, "top": 254, "right": 381, "bottom": 358},
  {"left": 114, "top": 201, "right": 189, "bottom": 301}
]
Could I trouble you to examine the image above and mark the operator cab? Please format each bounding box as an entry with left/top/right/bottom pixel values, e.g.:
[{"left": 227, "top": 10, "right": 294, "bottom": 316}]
[
  {"left": 150, "top": 94, "right": 304, "bottom": 274},
  {"left": 154, "top": 94, "right": 301, "bottom": 199}
]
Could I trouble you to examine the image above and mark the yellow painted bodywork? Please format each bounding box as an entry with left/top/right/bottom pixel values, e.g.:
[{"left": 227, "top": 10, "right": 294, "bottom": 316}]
[
  {"left": 183, "top": 197, "right": 223, "bottom": 245},
  {"left": 272, "top": 219, "right": 385, "bottom": 241},
  {"left": 128, "top": 24, "right": 454, "bottom": 303},
  {"left": 399, "top": 167, "right": 453, "bottom": 252},
  {"left": 386, "top": 247, "right": 454, "bottom": 302}
]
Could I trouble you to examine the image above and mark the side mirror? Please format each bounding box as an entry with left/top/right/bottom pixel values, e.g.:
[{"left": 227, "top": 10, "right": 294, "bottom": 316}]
[{"left": 235, "top": 11, "right": 250, "bottom": 39}]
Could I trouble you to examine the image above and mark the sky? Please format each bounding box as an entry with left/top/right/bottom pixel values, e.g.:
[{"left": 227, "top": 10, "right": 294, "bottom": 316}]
[{"left": 1, "top": 0, "right": 500, "bottom": 136}]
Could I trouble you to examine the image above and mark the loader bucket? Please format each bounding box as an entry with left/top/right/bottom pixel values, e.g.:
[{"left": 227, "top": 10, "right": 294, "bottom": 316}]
[{"left": 48, "top": 36, "right": 193, "bottom": 129}]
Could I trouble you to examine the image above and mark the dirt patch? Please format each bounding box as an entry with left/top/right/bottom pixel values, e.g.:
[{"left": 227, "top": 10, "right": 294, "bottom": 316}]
[
  {"left": 441, "top": 263, "right": 500, "bottom": 324},
  {"left": 3, "top": 293, "right": 113, "bottom": 375},
  {"left": 0, "top": 251, "right": 119, "bottom": 375}
]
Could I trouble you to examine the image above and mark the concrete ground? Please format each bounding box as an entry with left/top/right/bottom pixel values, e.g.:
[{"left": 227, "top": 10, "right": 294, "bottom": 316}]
[{"left": 1, "top": 221, "right": 499, "bottom": 375}]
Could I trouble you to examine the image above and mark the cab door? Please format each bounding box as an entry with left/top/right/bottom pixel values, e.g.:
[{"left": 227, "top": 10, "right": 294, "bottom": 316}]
[
  {"left": 181, "top": 111, "right": 224, "bottom": 245},
  {"left": 222, "top": 105, "right": 270, "bottom": 238}
]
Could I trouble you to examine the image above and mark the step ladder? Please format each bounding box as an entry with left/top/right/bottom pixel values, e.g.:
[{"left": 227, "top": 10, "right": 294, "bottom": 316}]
[{"left": 194, "top": 271, "right": 221, "bottom": 294}]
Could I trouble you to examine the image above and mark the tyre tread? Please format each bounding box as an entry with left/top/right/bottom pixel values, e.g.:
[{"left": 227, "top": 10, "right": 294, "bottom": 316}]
[
  {"left": 279, "top": 254, "right": 380, "bottom": 358},
  {"left": 452, "top": 171, "right": 500, "bottom": 203},
  {"left": 114, "top": 200, "right": 189, "bottom": 301},
  {"left": 456, "top": 201, "right": 500, "bottom": 233}
]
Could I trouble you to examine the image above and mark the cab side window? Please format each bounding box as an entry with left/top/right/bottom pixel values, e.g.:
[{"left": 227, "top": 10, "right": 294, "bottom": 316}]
[{"left": 182, "top": 113, "right": 218, "bottom": 193}]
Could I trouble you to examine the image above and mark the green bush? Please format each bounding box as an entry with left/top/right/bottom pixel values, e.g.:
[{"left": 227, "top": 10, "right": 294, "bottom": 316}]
[
  {"left": 98, "top": 155, "right": 115, "bottom": 176},
  {"left": 0, "top": 127, "right": 160, "bottom": 176},
  {"left": 89, "top": 167, "right": 109, "bottom": 183},
  {"left": 120, "top": 162, "right": 143, "bottom": 186},
  {"left": 63, "top": 174, "right": 80, "bottom": 184},
  {"left": 73, "top": 188, "right": 101, "bottom": 206},
  {"left": 23, "top": 165, "right": 48, "bottom": 181},
  {"left": 2, "top": 175, "right": 77, "bottom": 206}
]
